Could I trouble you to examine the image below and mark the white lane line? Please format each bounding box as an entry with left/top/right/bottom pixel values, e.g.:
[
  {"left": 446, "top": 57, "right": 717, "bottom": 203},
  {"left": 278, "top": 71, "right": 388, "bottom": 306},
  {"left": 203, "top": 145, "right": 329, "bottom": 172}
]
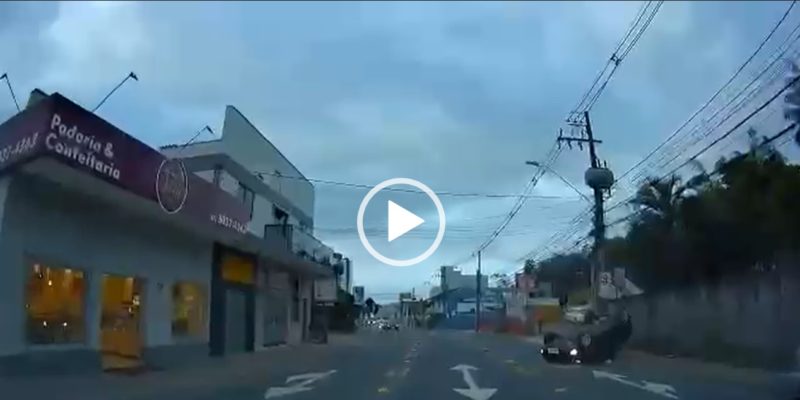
[{"left": 593, "top": 370, "right": 678, "bottom": 399}]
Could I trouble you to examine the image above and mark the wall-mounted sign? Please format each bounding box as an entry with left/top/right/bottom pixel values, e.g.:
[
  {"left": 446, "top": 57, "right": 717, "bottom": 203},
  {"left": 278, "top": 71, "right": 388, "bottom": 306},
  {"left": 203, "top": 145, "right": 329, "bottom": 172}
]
[{"left": 0, "top": 93, "right": 250, "bottom": 234}]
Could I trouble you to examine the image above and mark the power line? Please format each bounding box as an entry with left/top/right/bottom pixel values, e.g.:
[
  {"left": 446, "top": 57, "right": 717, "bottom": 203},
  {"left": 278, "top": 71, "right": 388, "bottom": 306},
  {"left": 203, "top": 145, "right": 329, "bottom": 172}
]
[
  {"left": 613, "top": 0, "right": 798, "bottom": 188},
  {"left": 582, "top": 1, "right": 664, "bottom": 113},
  {"left": 519, "top": 62, "right": 800, "bottom": 272},
  {"left": 502, "top": 1, "right": 796, "bottom": 276},
  {"left": 569, "top": 1, "right": 662, "bottom": 118},
  {"left": 649, "top": 34, "right": 800, "bottom": 178},
  {"left": 441, "top": 1, "right": 663, "bottom": 274},
  {"left": 253, "top": 170, "right": 578, "bottom": 200},
  {"left": 460, "top": 2, "right": 663, "bottom": 273},
  {"left": 606, "top": 72, "right": 800, "bottom": 218},
  {"left": 605, "top": 121, "right": 797, "bottom": 230}
]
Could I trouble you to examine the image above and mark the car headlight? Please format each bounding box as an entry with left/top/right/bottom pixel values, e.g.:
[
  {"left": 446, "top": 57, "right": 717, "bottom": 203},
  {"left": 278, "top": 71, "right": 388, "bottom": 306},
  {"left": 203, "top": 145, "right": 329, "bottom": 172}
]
[
  {"left": 580, "top": 333, "right": 592, "bottom": 347},
  {"left": 569, "top": 348, "right": 578, "bottom": 356}
]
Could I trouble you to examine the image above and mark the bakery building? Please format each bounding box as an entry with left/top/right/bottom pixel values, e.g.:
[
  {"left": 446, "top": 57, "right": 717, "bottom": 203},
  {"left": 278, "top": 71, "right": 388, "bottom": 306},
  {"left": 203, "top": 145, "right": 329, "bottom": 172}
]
[{"left": 0, "top": 90, "right": 338, "bottom": 374}]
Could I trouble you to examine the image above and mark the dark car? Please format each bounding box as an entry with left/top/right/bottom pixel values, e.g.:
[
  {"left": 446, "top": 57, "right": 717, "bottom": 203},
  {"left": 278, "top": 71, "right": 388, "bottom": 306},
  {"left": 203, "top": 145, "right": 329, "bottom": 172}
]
[{"left": 541, "top": 310, "right": 631, "bottom": 364}]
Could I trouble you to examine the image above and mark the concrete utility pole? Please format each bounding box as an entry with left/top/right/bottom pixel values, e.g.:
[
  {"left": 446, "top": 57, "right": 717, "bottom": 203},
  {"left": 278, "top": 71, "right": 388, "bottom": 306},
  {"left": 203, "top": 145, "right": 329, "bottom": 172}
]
[
  {"left": 475, "top": 251, "right": 482, "bottom": 332},
  {"left": 556, "top": 111, "right": 613, "bottom": 314}
]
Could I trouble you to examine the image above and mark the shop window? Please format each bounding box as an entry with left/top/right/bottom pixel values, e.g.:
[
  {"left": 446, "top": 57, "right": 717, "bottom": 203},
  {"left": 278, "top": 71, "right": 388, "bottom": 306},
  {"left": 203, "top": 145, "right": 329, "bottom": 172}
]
[
  {"left": 172, "top": 282, "right": 206, "bottom": 338},
  {"left": 237, "top": 183, "right": 255, "bottom": 218},
  {"left": 25, "top": 263, "right": 86, "bottom": 345}
]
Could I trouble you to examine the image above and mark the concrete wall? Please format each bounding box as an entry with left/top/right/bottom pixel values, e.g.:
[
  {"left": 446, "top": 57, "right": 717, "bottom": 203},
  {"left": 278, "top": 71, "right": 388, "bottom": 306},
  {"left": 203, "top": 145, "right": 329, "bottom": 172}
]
[
  {"left": 0, "top": 174, "right": 213, "bottom": 371},
  {"left": 625, "top": 267, "right": 800, "bottom": 370},
  {"left": 220, "top": 106, "right": 314, "bottom": 218}
]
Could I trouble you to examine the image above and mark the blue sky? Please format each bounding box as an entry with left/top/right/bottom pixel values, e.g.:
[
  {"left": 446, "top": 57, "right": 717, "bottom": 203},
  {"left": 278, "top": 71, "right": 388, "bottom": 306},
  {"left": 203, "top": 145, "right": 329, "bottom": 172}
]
[{"left": 1, "top": 1, "right": 798, "bottom": 302}]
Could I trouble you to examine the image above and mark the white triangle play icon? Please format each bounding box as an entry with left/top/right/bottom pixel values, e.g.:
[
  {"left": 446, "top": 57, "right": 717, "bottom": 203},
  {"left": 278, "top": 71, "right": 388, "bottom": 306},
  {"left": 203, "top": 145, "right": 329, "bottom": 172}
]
[{"left": 387, "top": 200, "right": 425, "bottom": 242}]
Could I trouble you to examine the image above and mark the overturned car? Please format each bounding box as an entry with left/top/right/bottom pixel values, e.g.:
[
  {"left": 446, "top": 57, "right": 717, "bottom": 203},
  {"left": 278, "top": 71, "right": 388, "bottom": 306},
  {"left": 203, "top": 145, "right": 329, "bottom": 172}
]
[{"left": 541, "top": 307, "right": 631, "bottom": 364}]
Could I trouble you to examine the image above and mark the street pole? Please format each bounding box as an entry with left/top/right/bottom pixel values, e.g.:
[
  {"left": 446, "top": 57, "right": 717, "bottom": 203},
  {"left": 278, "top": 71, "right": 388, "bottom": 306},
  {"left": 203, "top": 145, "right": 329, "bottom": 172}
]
[
  {"left": 583, "top": 111, "right": 606, "bottom": 314},
  {"left": 556, "top": 111, "right": 608, "bottom": 314},
  {"left": 475, "top": 251, "right": 482, "bottom": 332}
]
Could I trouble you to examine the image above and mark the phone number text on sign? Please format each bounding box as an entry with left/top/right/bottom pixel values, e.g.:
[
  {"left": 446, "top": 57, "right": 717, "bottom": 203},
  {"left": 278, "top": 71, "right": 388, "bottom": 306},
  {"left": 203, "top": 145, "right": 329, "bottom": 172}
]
[
  {"left": 0, "top": 132, "right": 40, "bottom": 165},
  {"left": 210, "top": 213, "right": 247, "bottom": 234}
]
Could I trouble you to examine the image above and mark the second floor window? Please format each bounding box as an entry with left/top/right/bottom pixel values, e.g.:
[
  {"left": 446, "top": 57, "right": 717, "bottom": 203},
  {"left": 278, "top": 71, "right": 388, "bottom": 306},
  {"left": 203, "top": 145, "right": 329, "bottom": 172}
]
[
  {"left": 273, "top": 205, "right": 288, "bottom": 224},
  {"left": 238, "top": 183, "right": 255, "bottom": 218}
]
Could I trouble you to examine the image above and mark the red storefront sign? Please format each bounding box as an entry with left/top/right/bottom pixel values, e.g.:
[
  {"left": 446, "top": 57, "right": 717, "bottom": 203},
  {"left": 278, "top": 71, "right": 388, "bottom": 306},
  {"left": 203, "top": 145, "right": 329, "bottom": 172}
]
[{"left": 0, "top": 92, "right": 250, "bottom": 234}]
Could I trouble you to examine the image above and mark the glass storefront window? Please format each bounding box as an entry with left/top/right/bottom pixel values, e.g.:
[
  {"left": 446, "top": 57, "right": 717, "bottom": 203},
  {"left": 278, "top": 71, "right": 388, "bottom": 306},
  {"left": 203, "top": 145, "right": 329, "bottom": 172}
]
[
  {"left": 172, "top": 282, "right": 206, "bottom": 337},
  {"left": 25, "top": 263, "right": 86, "bottom": 345}
]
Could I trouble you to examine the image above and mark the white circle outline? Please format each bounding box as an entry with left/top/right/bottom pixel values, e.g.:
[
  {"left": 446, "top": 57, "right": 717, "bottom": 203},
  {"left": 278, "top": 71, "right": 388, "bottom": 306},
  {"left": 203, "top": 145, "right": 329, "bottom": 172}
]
[
  {"left": 155, "top": 158, "right": 189, "bottom": 215},
  {"left": 357, "top": 177, "right": 446, "bottom": 267}
]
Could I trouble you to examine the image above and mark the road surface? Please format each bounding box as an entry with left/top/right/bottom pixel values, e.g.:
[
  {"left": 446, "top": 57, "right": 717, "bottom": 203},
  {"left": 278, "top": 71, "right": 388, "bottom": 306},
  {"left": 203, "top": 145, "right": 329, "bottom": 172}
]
[{"left": 3, "top": 329, "right": 794, "bottom": 400}]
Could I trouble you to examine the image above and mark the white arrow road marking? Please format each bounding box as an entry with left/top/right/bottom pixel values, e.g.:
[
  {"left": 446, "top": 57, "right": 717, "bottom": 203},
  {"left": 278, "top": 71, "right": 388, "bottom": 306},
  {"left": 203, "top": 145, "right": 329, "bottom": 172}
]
[
  {"left": 451, "top": 364, "right": 498, "bottom": 400},
  {"left": 593, "top": 370, "right": 678, "bottom": 399},
  {"left": 264, "top": 370, "right": 337, "bottom": 399}
]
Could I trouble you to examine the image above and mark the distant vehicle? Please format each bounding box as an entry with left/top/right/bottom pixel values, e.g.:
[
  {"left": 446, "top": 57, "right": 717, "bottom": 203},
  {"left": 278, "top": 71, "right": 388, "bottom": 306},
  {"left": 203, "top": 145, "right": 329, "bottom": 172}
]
[
  {"left": 380, "top": 322, "right": 399, "bottom": 331},
  {"left": 541, "top": 308, "right": 631, "bottom": 364}
]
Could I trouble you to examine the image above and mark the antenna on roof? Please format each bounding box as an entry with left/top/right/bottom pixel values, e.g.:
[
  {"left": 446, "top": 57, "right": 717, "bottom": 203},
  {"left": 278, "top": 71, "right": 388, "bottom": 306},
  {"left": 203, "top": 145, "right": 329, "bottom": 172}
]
[
  {"left": 175, "top": 125, "right": 215, "bottom": 156},
  {"left": 92, "top": 71, "right": 138, "bottom": 112},
  {"left": 0, "top": 73, "right": 20, "bottom": 112}
]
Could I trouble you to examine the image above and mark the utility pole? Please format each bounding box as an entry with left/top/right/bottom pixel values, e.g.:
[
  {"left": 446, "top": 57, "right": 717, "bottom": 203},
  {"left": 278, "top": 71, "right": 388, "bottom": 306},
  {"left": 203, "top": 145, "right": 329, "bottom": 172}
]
[
  {"left": 556, "top": 111, "right": 612, "bottom": 314},
  {"left": 475, "top": 251, "right": 482, "bottom": 332}
]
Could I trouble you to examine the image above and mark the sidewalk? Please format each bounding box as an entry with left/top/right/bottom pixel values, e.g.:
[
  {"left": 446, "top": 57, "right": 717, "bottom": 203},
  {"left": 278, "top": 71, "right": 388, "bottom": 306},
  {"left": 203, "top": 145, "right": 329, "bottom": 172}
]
[{"left": 0, "top": 337, "right": 352, "bottom": 400}]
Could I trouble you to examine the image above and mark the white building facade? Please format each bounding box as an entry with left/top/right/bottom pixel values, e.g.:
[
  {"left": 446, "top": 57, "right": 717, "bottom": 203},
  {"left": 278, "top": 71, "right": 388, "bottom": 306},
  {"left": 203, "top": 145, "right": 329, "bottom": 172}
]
[{"left": 161, "top": 105, "right": 347, "bottom": 348}]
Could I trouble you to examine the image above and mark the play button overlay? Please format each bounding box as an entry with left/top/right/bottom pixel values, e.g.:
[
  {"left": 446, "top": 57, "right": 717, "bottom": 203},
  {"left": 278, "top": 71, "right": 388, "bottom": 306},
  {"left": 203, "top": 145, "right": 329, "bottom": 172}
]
[
  {"left": 387, "top": 201, "right": 424, "bottom": 242},
  {"left": 357, "top": 177, "right": 446, "bottom": 267}
]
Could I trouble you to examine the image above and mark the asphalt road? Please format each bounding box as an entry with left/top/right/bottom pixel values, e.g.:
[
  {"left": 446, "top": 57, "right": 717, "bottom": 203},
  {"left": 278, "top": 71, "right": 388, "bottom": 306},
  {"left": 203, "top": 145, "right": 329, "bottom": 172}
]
[{"left": 4, "top": 329, "right": 795, "bottom": 400}]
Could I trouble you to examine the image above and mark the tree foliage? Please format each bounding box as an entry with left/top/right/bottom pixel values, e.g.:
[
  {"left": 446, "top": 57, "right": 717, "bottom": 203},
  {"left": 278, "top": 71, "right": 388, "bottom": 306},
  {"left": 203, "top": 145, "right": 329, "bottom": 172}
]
[{"left": 608, "top": 124, "right": 800, "bottom": 291}]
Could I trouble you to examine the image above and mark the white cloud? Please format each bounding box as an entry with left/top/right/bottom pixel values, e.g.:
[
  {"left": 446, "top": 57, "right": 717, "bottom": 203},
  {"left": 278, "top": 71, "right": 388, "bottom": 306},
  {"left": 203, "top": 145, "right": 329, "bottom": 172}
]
[{"left": 39, "top": 1, "right": 148, "bottom": 99}]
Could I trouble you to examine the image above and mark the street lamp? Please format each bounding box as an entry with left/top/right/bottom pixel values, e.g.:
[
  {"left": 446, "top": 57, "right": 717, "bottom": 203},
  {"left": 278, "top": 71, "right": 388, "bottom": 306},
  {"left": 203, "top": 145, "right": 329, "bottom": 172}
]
[{"left": 525, "top": 161, "right": 592, "bottom": 203}]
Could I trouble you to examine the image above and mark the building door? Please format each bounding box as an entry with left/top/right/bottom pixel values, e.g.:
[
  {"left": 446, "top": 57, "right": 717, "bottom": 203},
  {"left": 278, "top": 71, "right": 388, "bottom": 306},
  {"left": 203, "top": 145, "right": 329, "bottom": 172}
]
[
  {"left": 262, "top": 292, "right": 288, "bottom": 346},
  {"left": 224, "top": 288, "right": 248, "bottom": 353},
  {"left": 100, "top": 275, "right": 143, "bottom": 371}
]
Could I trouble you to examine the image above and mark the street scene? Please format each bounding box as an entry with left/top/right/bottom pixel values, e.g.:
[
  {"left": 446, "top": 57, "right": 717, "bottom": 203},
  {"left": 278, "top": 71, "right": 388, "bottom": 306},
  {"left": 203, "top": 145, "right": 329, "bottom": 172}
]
[
  {"left": 2, "top": 329, "right": 792, "bottom": 400},
  {"left": 2, "top": 1, "right": 800, "bottom": 399}
]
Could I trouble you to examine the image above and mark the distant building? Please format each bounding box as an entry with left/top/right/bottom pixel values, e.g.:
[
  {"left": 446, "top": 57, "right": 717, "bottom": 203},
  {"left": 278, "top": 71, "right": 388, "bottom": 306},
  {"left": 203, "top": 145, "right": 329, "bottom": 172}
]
[{"left": 439, "top": 266, "right": 488, "bottom": 292}]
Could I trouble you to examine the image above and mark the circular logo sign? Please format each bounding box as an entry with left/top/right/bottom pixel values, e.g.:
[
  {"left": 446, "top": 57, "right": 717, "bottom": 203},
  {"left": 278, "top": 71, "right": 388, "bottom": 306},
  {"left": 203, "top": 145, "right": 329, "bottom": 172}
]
[
  {"left": 156, "top": 158, "right": 189, "bottom": 214},
  {"left": 356, "top": 177, "right": 446, "bottom": 267}
]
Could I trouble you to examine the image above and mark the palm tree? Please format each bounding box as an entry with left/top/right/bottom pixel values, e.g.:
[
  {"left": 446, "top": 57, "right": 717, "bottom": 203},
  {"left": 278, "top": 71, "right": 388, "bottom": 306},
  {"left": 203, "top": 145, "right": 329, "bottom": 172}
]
[
  {"left": 630, "top": 175, "right": 686, "bottom": 227},
  {"left": 732, "top": 127, "right": 785, "bottom": 163}
]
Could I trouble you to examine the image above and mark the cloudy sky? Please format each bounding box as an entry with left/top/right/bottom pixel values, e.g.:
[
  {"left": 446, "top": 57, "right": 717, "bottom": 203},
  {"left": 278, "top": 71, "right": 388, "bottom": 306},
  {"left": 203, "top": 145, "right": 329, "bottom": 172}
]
[{"left": 2, "top": 1, "right": 799, "bottom": 303}]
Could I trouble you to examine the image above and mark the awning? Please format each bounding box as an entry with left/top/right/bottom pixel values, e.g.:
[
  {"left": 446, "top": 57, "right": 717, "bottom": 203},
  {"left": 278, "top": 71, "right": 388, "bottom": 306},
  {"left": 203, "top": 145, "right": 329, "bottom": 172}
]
[{"left": 19, "top": 158, "right": 332, "bottom": 279}]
